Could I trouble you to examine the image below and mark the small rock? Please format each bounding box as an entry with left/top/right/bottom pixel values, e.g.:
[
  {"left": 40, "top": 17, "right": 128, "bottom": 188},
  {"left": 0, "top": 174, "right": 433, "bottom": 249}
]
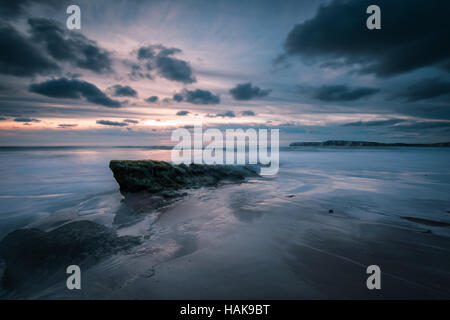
[
  {"left": 287, "top": 195, "right": 295, "bottom": 198},
  {"left": 328, "top": 209, "right": 334, "bottom": 214},
  {"left": 0, "top": 220, "right": 140, "bottom": 290}
]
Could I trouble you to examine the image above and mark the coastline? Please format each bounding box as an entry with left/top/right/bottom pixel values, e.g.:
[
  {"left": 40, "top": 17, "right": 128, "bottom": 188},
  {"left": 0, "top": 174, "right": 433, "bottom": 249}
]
[{"left": 0, "top": 147, "right": 449, "bottom": 299}]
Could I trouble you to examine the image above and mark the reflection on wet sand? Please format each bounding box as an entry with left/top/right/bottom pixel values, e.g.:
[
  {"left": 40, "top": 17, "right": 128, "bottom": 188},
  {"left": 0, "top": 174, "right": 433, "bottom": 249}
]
[{"left": 0, "top": 147, "right": 450, "bottom": 299}]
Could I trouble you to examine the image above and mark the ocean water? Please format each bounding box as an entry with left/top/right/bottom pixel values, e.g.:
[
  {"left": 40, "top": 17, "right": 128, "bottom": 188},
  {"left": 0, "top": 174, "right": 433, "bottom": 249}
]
[{"left": 0, "top": 147, "right": 450, "bottom": 299}]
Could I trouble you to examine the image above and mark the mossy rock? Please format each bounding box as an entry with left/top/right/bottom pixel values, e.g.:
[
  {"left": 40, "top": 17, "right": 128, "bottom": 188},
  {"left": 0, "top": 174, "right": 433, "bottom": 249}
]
[{"left": 109, "top": 160, "right": 258, "bottom": 194}]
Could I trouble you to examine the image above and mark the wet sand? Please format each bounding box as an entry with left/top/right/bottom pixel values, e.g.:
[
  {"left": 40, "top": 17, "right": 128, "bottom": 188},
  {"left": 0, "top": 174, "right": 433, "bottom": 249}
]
[
  {"left": 31, "top": 182, "right": 450, "bottom": 299},
  {"left": 1, "top": 147, "right": 450, "bottom": 299}
]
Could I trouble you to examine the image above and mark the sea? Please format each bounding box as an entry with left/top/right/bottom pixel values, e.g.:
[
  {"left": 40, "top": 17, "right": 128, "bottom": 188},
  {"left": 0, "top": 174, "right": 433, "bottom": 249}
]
[{"left": 0, "top": 146, "right": 449, "bottom": 299}]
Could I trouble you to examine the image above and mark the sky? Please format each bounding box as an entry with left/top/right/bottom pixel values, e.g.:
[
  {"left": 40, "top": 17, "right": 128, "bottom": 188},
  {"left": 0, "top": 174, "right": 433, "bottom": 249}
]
[{"left": 0, "top": 0, "right": 449, "bottom": 146}]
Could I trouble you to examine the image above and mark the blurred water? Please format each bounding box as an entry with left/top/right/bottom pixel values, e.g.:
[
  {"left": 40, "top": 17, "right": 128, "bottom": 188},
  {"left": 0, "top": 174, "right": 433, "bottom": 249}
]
[
  {"left": 1, "top": 146, "right": 450, "bottom": 299},
  {"left": 0, "top": 147, "right": 170, "bottom": 238},
  {"left": 278, "top": 148, "right": 450, "bottom": 229},
  {"left": 0, "top": 147, "right": 449, "bottom": 239}
]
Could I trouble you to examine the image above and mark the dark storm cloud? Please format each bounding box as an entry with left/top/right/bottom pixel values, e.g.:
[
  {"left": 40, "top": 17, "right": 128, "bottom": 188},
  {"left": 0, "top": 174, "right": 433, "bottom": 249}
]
[
  {"left": 110, "top": 85, "right": 138, "bottom": 97},
  {"left": 217, "top": 111, "right": 235, "bottom": 118},
  {"left": 173, "top": 89, "right": 220, "bottom": 105},
  {"left": 299, "top": 85, "right": 380, "bottom": 102},
  {"left": 28, "top": 18, "right": 113, "bottom": 74},
  {"left": 0, "top": 0, "right": 31, "bottom": 18},
  {"left": 343, "top": 119, "right": 406, "bottom": 127},
  {"left": 58, "top": 124, "right": 78, "bottom": 128},
  {"left": 137, "top": 46, "right": 156, "bottom": 60},
  {"left": 137, "top": 45, "right": 182, "bottom": 60},
  {"left": 127, "top": 61, "right": 153, "bottom": 80},
  {"left": 134, "top": 44, "right": 196, "bottom": 83},
  {"left": 123, "top": 119, "right": 139, "bottom": 124},
  {"left": 207, "top": 111, "right": 235, "bottom": 118},
  {"left": 176, "top": 110, "right": 189, "bottom": 116},
  {"left": 29, "top": 78, "right": 121, "bottom": 108},
  {"left": 394, "top": 121, "right": 450, "bottom": 131},
  {"left": 0, "top": 96, "right": 153, "bottom": 120},
  {"left": 145, "top": 96, "right": 159, "bottom": 103},
  {"left": 96, "top": 120, "right": 128, "bottom": 127},
  {"left": 0, "top": 23, "right": 59, "bottom": 77},
  {"left": 184, "top": 89, "right": 220, "bottom": 105},
  {"left": 443, "top": 62, "right": 450, "bottom": 73},
  {"left": 341, "top": 119, "right": 450, "bottom": 132},
  {"left": 282, "top": 0, "right": 450, "bottom": 77},
  {"left": 229, "top": 82, "right": 271, "bottom": 100},
  {"left": 0, "top": 0, "right": 64, "bottom": 19},
  {"left": 173, "top": 94, "right": 184, "bottom": 102},
  {"left": 241, "top": 110, "right": 256, "bottom": 116},
  {"left": 0, "top": 17, "right": 112, "bottom": 78},
  {"left": 14, "top": 117, "right": 40, "bottom": 122},
  {"left": 156, "top": 56, "right": 195, "bottom": 84},
  {"left": 397, "top": 77, "right": 450, "bottom": 102}
]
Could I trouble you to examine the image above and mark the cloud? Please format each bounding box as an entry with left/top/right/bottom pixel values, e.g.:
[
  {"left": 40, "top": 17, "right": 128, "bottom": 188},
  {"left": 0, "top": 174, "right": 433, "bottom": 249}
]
[
  {"left": 229, "top": 82, "right": 271, "bottom": 100},
  {"left": 342, "top": 119, "right": 406, "bottom": 127},
  {"left": 176, "top": 110, "right": 189, "bottom": 116},
  {"left": 281, "top": 0, "right": 450, "bottom": 77},
  {"left": 0, "top": 23, "right": 59, "bottom": 76},
  {"left": 173, "top": 93, "right": 184, "bottom": 102},
  {"left": 58, "top": 123, "right": 78, "bottom": 128},
  {"left": 137, "top": 46, "right": 156, "bottom": 60},
  {"left": 207, "top": 111, "right": 235, "bottom": 118},
  {"left": 157, "top": 56, "right": 195, "bottom": 84},
  {"left": 0, "top": 99, "right": 133, "bottom": 120},
  {"left": 0, "top": 0, "right": 64, "bottom": 19},
  {"left": 14, "top": 117, "right": 40, "bottom": 122},
  {"left": 173, "top": 89, "right": 220, "bottom": 105},
  {"left": 123, "top": 119, "right": 139, "bottom": 124},
  {"left": 393, "top": 121, "right": 450, "bottom": 131},
  {"left": 28, "top": 18, "right": 113, "bottom": 74},
  {"left": 145, "top": 96, "right": 158, "bottom": 103},
  {"left": 299, "top": 85, "right": 380, "bottom": 102},
  {"left": 96, "top": 120, "right": 128, "bottom": 127},
  {"left": 397, "top": 77, "right": 450, "bottom": 102},
  {"left": 134, "top": 44, "right": 195, "bottom": 83},
  {"left": 0, "top": 0, "right": 31, "bottom": 18},
  {"left": 0, "top": 17, "right": 110, "bottom": 78},
  {"left": 29, "top": 78, "right": 121, "bottom": 108},
  {"left": 341, "top": 119, "right": 450, "bottom": 132},
  {"left": 127, "top": 61, "right": 153, "bottom": 80},
  {"left": 110, "top": 85, "right": 138, "bottom": 97},
  {"left": 241, "top": 110, "right": 256, "bottom": 116}
]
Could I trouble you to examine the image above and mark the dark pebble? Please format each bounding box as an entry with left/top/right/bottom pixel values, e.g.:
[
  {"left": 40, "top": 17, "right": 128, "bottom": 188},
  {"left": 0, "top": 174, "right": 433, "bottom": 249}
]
[{"left": 328, "top": 209, "right": 334, "bottom": 214}]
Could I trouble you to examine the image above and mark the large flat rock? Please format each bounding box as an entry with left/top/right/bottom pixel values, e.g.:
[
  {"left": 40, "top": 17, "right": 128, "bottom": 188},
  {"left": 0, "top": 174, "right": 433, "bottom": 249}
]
[{"left": 109, "top": 160, "right": 259, "bottom": 194}]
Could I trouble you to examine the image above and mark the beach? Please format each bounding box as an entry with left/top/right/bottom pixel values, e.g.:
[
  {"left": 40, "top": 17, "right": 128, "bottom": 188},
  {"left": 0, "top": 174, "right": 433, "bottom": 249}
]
[{"left": 0, "top": 147, "right": 449, "bottom": 299}]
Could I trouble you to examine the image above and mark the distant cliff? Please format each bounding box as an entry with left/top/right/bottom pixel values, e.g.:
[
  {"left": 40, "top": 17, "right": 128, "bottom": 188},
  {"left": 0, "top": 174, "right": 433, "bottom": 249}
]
[{"left": 289, "top": 140, "right": 450, "bottom": 147}]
